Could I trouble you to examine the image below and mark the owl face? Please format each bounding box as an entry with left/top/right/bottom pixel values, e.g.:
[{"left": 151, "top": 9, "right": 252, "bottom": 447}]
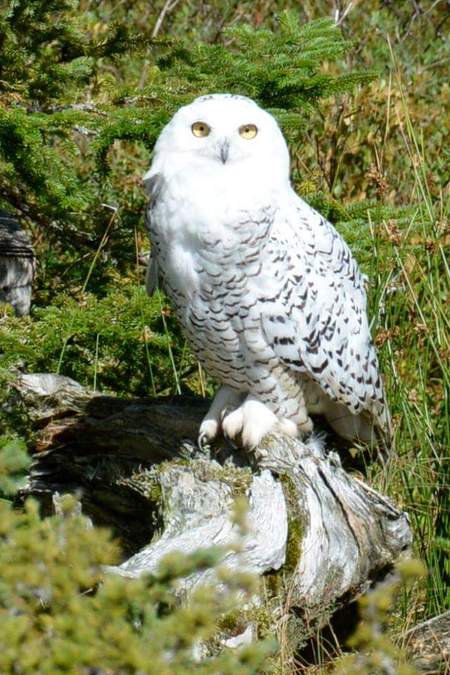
[{"left": 151, "top": 94, "right": 290, "bottom": 182}]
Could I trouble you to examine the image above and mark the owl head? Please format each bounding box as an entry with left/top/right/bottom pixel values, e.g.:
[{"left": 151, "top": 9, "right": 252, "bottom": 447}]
[{"left": 147, "top": 94, "right": 290, "bottom": 186}]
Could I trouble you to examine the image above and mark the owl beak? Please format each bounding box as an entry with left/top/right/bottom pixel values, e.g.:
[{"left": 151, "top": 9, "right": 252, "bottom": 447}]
[{"left": 219, "top": 140, "right": 230, "bottom": 164}]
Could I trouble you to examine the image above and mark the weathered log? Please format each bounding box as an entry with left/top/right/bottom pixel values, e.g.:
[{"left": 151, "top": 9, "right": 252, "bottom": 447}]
[
  {"left": 0, "top": 211, "right": 36, "bottom": 316},
  {"left": 15, "top": 372, "right": 412, "bottom": 654},
  {"left": 402, "top": 610, "right": 450, "bottom": 674}
]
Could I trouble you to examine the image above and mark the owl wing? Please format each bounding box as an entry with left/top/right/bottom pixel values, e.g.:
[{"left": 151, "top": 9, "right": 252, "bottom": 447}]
[
  {"left": 259, "top": 196, "right": 389, "bottom": 434},
  {"left": 143, "top": 173, "right": 164, "bottom": 297},
  {"left": 145, "top": 254, "right": 159, "bottom": 296}
]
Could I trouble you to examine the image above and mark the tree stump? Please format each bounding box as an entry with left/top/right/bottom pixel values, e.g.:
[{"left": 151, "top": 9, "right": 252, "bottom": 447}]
[
  {"left": 0, "top": 211, "right": 36, "bottom": 316},
  {"left": 15, "top": 372, "right": 412, "bottom": 655}
]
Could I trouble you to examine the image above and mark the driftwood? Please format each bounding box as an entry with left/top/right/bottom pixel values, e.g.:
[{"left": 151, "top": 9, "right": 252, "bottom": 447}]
[
  {"left": 403, "top": 610, "right": 450, "bottom": 674},
  {"left": 15, "top": 372, "right": 413, "bottom": 656},
  {"left": 0, "top": 211, "right": 36, "bottom": 316}
]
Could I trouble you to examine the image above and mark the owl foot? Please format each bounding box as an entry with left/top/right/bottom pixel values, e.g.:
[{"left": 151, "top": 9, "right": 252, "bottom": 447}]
[
  {"left": 199, "top": 389, "right": 311, "bottom": 451},
  {"left": 222, "top": 397, "right": 300, "bottom": 449},
  {"left": 198, "top": 386, "right": 243, "bottom": 449},
  {"left": 278, "top": 418, "right": 301, "bottom": 437},
  {"left": 222, "top": 400, "right": 275, "bottom": 448},
  {"left": 296, "top": 416, "right": 314, "bottom": 434}
]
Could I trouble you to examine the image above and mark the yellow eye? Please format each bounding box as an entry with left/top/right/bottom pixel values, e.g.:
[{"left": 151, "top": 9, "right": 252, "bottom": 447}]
[
  {"left": 191, "top": 121, "right": 211, "bottom": 137},
  {"left": 239, "top": 124, "right": 258, "bottom": 140}
]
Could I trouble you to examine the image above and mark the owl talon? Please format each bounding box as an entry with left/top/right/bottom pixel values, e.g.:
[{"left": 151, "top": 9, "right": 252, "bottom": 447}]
[
  {"left": 198, "top": 418, "right": 218, "bottom": 446},
  {"left": 221, "top": 407, "right": 244, "bottom": 441},
  {"left": 297, "top": 416, "right": 314, "bottom": 434},
  {"left": 223, "top": 430, "right": 239, "bottom": 451},
  {"left": 197, "top": 432, "right": 212, "bottom": 457}
]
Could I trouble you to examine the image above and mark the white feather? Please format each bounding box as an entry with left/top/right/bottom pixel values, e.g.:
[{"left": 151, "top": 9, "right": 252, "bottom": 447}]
[{"left": 144, "top": 94, "right": 390, "bottom": 447}]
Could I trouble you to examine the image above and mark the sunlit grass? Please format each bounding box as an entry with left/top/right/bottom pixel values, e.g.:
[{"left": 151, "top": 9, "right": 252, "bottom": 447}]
[{"left": 366, "top": 42, "right": 449, "bottom": 626}]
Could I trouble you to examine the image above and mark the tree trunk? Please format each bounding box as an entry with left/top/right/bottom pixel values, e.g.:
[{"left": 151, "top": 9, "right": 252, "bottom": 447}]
[
  {"left": 0, "top": 211, "right": 35, "bottom": 316},
  {"left": 15, "top": 372, "right": 412, "bottom": 655}
]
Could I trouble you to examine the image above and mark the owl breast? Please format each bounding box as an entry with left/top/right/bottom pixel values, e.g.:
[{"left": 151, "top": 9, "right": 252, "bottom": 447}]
[{"left": 148, "top": 179, "right": 277, "bottom": 392}]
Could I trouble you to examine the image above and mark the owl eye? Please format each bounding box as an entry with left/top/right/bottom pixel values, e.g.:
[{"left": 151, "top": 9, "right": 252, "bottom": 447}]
[
  {"left": 239, "top": 124, "right": 258, "bottom": 140},
  {"left": 191, "top": 121, "right": 211, "bottom": 137}
]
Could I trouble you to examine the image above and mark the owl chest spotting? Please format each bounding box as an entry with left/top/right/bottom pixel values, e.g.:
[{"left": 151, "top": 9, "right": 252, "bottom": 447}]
[{"left": 150, "top": 189, "right": 277, "bottom": 388}]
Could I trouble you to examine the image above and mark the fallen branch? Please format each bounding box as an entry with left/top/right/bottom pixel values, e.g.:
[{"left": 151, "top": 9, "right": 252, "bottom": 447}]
[{"left": 15, "top": 372, "right": 412, "bottom": 655}]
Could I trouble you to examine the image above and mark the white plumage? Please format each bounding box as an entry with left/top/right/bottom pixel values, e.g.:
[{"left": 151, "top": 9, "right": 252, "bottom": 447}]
[{"left": 144, "top": 94, "right": 390, "bottom": 448}]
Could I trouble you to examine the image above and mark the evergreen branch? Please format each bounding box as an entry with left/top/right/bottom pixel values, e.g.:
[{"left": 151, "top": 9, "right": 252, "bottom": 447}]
[{"left": 94, "top": 114, "right": 166, "bottom": 176}]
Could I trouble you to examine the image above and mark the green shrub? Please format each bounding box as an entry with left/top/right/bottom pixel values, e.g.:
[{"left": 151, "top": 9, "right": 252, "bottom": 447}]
[
  {"left": 0, "top": 436, "right": 31, "bottom": 498},
  {"left": 0, "top": 1, "right": 448, "bottom": 671},
  {"left": 1, "top": 285, "right": 188, "bottom": 397},
  {"left": 0, "top": 495, "right": 273, "bottom": 674}
]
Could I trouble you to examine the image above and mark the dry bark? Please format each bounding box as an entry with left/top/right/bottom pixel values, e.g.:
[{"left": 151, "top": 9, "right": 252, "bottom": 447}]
[
  {"left": 0, "top": 211, "right": 35, "bottom": 316},
  {"left": 15, "top": 372, "right": 413, "bottom": 652}
]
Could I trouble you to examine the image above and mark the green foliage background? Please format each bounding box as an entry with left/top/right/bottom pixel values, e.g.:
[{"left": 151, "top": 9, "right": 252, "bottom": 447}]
[{"left": 0, "top": 0, "right": 448, "bottom": 672}]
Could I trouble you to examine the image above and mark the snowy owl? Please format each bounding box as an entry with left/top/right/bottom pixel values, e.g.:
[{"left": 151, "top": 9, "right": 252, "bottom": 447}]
[{"left": 144, "top": 94, "right": 390, "bottom": 449}]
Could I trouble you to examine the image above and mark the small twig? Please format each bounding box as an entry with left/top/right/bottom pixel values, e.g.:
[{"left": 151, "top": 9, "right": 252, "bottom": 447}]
[
  {"left": 73, "top": 125, "right": 98, "bottom": 138},
  {"left": 0, "top": 183, "right": 94, "bottom": 246},
  {"left": 27, "top": 103, "right": 107, "bottom": 116},
  {"left": 152, "top": 0, "right": 183, "bottom": 38},
  {"left": 335, "top": 1, "right": 355, "bottom": 26}
]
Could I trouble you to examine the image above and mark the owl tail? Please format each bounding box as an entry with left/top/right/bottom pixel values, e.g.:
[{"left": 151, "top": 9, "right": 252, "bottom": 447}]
[{"left": 322, "top": 400, "right": 392, "bottom": 464}]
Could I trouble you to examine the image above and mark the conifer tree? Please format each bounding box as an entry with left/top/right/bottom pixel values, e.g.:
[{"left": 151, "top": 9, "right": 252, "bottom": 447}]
[
  {"left": 0, "top": 0, "right": 384, "bottom": 396},
  {"left": 0, "top": 2, "right": 376, "bottom": 253}
]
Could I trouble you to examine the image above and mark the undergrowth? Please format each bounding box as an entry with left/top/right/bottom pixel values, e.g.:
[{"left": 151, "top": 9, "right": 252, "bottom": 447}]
[{"left": 0, "top": 0, "right": 448, "bottom": 673}]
